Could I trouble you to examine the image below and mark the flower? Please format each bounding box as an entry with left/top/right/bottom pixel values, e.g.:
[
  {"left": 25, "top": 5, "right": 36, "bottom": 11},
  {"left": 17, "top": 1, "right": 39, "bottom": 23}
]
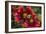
[
  {"left": 21, "top": 22, "right": 28, "bottom": 28},
  {"left": 23, "top": 13, "right": 27, "bottom": 18},
  {"left": 30, "top": 18, "right": 33, "bottom": 24}
]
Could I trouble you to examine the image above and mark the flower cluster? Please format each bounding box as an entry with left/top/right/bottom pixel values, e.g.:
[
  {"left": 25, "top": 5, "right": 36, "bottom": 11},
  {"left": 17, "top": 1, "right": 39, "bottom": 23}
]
[{"left": 11, "top": 5, "right": 41, "bottom": 28}]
